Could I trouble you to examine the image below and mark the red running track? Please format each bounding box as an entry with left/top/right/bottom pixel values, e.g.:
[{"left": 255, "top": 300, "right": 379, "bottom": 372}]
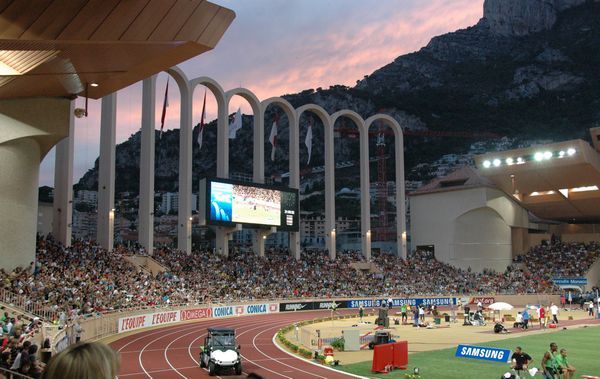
[{"left": 110, "top": 310, "right": 361, "bottom": 379}]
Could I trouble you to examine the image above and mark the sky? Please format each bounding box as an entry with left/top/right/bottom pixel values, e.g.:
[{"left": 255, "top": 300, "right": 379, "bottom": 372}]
[{"left": 39, "top": 0, "right": 484, "bottom": 187}]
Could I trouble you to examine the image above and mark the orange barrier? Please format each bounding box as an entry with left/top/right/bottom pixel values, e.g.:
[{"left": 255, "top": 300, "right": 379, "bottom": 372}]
[{"left": 372, "top": 341, "right": 408, "bottom": 373}]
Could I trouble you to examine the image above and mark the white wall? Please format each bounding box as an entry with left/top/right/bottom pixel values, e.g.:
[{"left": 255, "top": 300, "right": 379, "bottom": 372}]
[{"left": 410, "top": 186, "right": 533, "bottom": 272}]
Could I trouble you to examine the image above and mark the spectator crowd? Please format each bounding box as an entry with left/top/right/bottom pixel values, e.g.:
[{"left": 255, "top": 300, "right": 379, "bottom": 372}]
[{"left": 0, "top": 237, "right": 598, "bottom": 322}]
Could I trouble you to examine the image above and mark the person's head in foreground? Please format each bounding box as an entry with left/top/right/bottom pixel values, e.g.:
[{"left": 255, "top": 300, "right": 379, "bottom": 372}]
[{"left": 43, "top": 342, "right": 120, "bottom": 379}]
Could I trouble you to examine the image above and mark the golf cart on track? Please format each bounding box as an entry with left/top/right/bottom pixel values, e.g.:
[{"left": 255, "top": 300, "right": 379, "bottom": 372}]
[{"left": 199, "top": 327, "right": 242, "bottom": 376}]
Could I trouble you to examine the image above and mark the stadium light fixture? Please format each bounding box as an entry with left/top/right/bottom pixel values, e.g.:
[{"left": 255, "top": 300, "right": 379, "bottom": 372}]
[
  {"left": 543, "top": 151, "right": 552, "bottom": 160},
  {"left": 516, "top": 157, "right": 524, "bottom": 164},
  {"left": 505, "top": 157, "right": 514, "bottom": 165},
  {"left": 90, "top": 82, "right": 99, "bottom": 87},
  {"left": 482, "top": 160, "right": 491, "bottom": 168},
  {"left": 567, "top": 148, "right": 576, "bottom": 156},
  {"left": 571, "top": 185, "right": 599, "bottom": 192},
  {"left": 492, "top": 159, "right": 501, "bottom": 167},
  {"left": 530, "top": 192, "right": 540, "bottom": 196},
  {"left": 534, "top": 152, "right": 544, "bottom": 161},
  {"left": 558, "top": 150, "right": 565, "bottom": 158},
  {"left": 559, "top": 189, "right": 569, "bottom": 198}
]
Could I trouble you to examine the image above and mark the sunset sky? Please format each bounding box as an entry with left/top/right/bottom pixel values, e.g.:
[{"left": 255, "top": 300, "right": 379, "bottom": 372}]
[{"left": 39, "top": 0, "right": 484, "bottom": 187}]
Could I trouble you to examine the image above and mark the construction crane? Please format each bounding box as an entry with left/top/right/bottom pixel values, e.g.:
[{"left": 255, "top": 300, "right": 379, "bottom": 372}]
[{"left": 334, "top": 122, "right": 501, "bottom": 241}]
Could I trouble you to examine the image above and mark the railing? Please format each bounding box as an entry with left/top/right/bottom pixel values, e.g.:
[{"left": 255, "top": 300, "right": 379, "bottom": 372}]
[
  {"left": 0, "top": 366, "right": 34, "bottom": 379},
  {"left": 0, "top": 288, "right": 57, "bottom": 321}
]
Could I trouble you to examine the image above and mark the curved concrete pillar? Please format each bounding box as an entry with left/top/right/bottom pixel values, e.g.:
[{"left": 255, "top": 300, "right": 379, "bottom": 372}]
[
  {"left": 226, "top": 88, "right": 264, "bottom": 256},
  {"left": 166, "top": 67, "right": 193, "bottom": 254},
  {"left": 261, "top": 97, "right": 300, "bottom": 259},
  {"left": 225, "top": 88, "right": 263, "bottom": 183},
  {"left": 0, "top": 97, "right": 71, "bottom": 270},
  {"left": 365, "top": 114, "right": 406, "bottom": 259},
  {"left": 53, "top": 101, "right": 75, "bottom": 247},
  {"left": 296, "top": 104, "right": 335, "bottom": 260},
  {"left": 138, "top": 75, "right": 157, "bottom": 254},
  {"left": 190, "top": 77, "right": 228, "bottom": 177},
  {"left": 331, "top": 110, "right": 370, "bottom": 260}
]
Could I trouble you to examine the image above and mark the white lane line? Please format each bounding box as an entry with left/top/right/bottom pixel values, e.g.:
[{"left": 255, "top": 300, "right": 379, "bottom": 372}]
[
  {"left": 270, "top": 333, "right": 368, "bottom": 379},
  {"left": 252, "top": 327, "right": 329, "bottom": 379}
]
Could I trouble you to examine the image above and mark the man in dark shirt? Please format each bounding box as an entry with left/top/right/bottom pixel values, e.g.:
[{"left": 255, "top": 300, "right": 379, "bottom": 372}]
[{"left": 510, "top": 346, "right": 532, "bottom": 373}]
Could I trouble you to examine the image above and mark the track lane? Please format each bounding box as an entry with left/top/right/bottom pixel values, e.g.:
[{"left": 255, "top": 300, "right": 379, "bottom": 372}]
[{"left": 111, "top": 310, "right": 360, "bottom": 379}]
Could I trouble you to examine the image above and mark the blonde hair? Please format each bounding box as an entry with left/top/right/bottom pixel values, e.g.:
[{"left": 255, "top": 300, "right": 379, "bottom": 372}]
[{"left": 44, "top": 342, "right": 120, "bottom": 379}]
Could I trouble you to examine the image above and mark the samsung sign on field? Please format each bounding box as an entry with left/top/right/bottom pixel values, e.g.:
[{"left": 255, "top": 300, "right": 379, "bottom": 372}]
[
  {"left": 455, "top": 345, "right": 511, "bottom": 363},
  {"left": 553, "top": 277, "right": 587, "bottom": 285},
  {"left": 347, "top": 298, "right": 456, "bottom": 309}
]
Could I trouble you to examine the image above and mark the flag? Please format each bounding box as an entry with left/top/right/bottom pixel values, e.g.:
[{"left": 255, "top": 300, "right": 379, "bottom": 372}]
[
  {"left": 159, "top": 78, "right": 169, "bottom": 139},
  {"left": 305, "top": 118, "right": 313, "bottom": 164},
  {"left": 269, "top": 114, "right": 278, "bottom": 161},
  {"left": 197, "top": 90, "right": 206, "bottom": 149},
  {"left": 228, "top": 107, "right": 242, "bottom": 139}
]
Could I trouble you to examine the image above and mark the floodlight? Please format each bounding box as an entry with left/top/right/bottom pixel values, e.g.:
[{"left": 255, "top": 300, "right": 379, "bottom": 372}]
[
  {"left": 516, "top": 157, "right": 524, "bottom": 164},
  {"left": 493, "top": 159, "right": 501, "bottom": 167},
  {"left": 543, "top": 151, "right": 552, "bottom": 160},
  {"left": 482, "top": 160, "right": 491, "bottom": 168},
  {"left": 534, "top": 152, "right": 544, "bottom": 161},
  {"left": 505, "top": 157, "right": 514, "bottom": 165},
  {"left": 567, "top": 148, "right": 576, "bottom": 156},
  {"left": 558, "top": 151, "right": 565, "bottom": 158}
]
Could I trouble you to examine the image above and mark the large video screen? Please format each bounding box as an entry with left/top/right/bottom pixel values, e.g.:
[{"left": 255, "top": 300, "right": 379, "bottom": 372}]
[{"left": 206, "top": 179, "right": 299, "bottom": 231}]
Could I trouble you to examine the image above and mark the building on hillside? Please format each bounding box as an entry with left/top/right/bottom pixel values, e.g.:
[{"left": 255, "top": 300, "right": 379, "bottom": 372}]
[
  {"left": 76, "top": 190, "right": 98, "bottom": 206},
  {"left": 72, "top": 211, "right": 97, "bottom": 240},
  {"left": 160, "top": 192, "right": 198, "bottom": 214}
]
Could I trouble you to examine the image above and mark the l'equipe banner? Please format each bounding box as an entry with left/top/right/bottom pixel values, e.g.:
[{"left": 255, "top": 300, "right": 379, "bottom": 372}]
[
  {"left": 455, "top": 345, "right": 511, "bottom": 363},
  {"left": 118, "top": 310, "right": 180, "bottom": 333}
]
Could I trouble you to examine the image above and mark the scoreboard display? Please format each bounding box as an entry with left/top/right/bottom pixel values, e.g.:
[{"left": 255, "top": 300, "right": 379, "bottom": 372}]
[{"left": 203, "top": 178, "right": 299, "bottom": 231}]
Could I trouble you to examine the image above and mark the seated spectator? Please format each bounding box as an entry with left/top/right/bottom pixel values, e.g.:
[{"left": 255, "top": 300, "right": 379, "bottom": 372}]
[{"left": 43, "top": 342, "right": 120, "bottom": 379}]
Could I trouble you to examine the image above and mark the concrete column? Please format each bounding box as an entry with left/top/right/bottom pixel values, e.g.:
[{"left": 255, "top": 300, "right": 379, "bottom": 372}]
[
  {"left": 360, "top": 126, "right": 371, "bottom": 261},
  {"left": 52, "top": 101, "right": 75, "bottom": 246},
  {"left": 395, "top": 130, "right": 407, "bottom": 259},
  {"left": 177, "top": 79, "right": 193, "bottom": 254},
  {"left": 97, "top": 93, "right": 117, "bottom": 251},
  {"left": 0, "top": 97, "right": 70, "bottom": 270},
  {"left": 323, "top": 117, "right": 336, "bottom": 260},
  {"left": 0, "top": 138, "right": 40, "bottom": 269},
  {"left": 138, "top": 76, "right": 157, "bottom": 254},
  {"left": 288, "top": 109, "right": 301, "bottom": 260}
]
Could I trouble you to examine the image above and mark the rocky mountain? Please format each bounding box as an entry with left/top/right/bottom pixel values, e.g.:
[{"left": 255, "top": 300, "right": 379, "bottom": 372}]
[{"left": 76, "top": 0, "right": 600, "bottom": 195}]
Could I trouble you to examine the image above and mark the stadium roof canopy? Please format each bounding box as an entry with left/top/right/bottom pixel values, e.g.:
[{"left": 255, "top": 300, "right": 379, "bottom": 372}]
[
  {"left": 0, "top": 0, "right": 235, "bottom": 100},
  {"left": 474, "top": 130, "right": 600, "bottom": 223}
]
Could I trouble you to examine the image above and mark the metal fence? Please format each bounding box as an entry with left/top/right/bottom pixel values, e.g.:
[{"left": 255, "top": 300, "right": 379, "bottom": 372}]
[{"left": 0, "top": 288, "right": 57, "bottom": 321}]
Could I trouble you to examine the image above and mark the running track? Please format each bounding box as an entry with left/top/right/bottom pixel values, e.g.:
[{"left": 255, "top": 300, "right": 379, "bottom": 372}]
[{"left": 110, "top": 310, "right": 361, "bottom": 379}]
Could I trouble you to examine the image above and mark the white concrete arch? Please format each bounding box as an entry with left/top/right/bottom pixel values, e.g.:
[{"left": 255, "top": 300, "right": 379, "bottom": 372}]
[
  {"left": 296, "top": 104, "right": 336, "bottom": 260},
  {"left": 261, "top": 97, "right": 300, "bottom": 259},
  {"left": 364, "top": 114, "right": 406, "bottom": 259},
  {"left": 331, "top": 110, "right": 372, "bottom": 260},
  {"left": 225, "top": 87, "right": 263, "bottom": 183},
  {"left": 164, "top": 67, "right": 194, "bottom": 254},
  {"left": 190, "top": 77, "right": 228, "bottom": 177}
]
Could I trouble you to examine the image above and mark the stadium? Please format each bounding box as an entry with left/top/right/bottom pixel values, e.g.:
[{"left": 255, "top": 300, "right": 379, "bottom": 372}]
[{"left": 0, "top": 1, "right": 599, "bottom": 379}]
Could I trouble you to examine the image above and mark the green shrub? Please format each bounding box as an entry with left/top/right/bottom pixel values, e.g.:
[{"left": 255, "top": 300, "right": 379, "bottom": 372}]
[{"left": 331, "top": 337, "right": 345, "bottom": 351}]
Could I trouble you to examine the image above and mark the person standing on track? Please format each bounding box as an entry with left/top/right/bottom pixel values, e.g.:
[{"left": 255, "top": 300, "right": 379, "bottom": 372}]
[
  {"left": 538, "top": 305, "right": 546, "bottom": 329},
  {"left": 550, "top": 303, "right": 559, "bottom": 325},
  {"left": 401, "top": 303, "right": 408, "bottom": 324}
]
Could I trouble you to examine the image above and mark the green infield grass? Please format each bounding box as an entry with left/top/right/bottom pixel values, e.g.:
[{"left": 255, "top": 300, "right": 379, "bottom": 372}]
[{"left": 334, "top": 326, "right": 600, "bottom": 378}]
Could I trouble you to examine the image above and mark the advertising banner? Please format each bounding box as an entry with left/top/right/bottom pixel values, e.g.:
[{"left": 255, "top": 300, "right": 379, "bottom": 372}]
[
  {"left": 469, "top": 297, "right": 496, "bottom": 305},
  {"left": 455, "top": 344, "right": 511, "bottom": 363},
  {"left": 313, "top": 300, "right": 347, "bottom": 310},
  {"left": 553, "top": 277, "right": 587, "bottom": 285},
  {"left": 118, "top": 310, "right": 180, "bottom": 333},
  {"left": 347, "top": 297, "right": 456, "bottom": 309},
  {"left": 180, "top": 307, "right": 212, "bottom": 321},
  {"left": 212, "top": 305, "right": 236, "bottom": 318},
  {"left": 279, "top": 301, "right": 314, "bottom": 312}
]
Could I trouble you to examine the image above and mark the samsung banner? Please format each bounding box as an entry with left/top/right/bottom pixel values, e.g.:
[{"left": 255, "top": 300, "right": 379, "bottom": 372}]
[
  {"left": 347, "top": 298, "right": 456, "bottom": 309},
  {"left": 553, "top": 277, "right": 587, "bottom": 286},
  {"left": 455, "top": 344, "right": 511, "bottom": 363}
]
